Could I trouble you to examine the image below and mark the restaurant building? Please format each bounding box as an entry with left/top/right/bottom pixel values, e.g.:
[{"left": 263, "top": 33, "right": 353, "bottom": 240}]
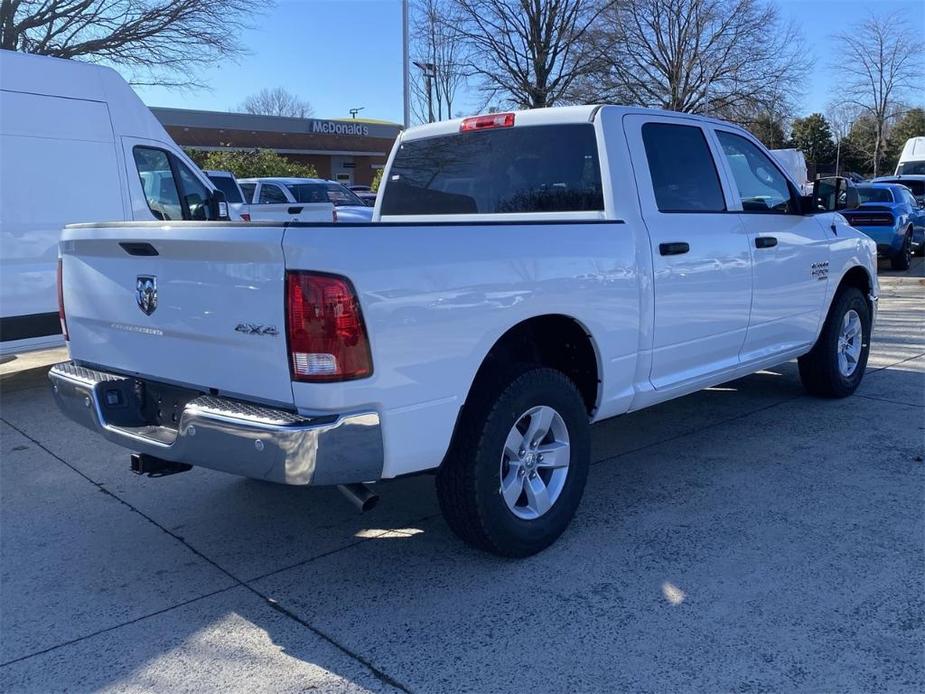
[{"left": 151, "top": 107, "right": 402, "bottom": 187}]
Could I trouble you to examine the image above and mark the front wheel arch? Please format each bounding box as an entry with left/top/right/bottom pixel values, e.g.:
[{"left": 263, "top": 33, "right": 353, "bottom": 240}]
[{"left": 832, "top": 264, "right": 874, "bottom": 316}]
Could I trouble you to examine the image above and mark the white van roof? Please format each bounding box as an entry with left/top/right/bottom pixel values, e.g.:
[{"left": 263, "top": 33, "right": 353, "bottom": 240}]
[
  {"left": 0, "top": 50, "right": 171, "bottom": 144},
  {"left": 899, "top": 137, "right": 925, "bottom": 162}
]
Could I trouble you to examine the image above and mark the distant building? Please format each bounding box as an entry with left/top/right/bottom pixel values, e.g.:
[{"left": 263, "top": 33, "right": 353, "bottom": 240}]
[{"left": 151, "top": 107, "right": 401, "bottom": 187}]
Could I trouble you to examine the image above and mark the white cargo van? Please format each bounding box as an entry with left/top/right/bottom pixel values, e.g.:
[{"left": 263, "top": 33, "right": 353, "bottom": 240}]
[
  {"left": 770, "top": 148, "right": 811, "bottom": 194},
  {"left": 896, "top": 137, "right": 925, "bottom": 175},
  {"left": 0, "top": 50, "right": 227, "bottom": 356}
]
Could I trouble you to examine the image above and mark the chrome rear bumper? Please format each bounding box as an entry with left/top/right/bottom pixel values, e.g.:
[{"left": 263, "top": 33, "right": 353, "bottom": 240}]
[{"left": 48, "top": 362, "right": 383, "bottom": 486}]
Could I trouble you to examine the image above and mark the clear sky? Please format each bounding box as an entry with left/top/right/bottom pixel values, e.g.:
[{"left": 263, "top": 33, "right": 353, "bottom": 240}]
[{"left": 133, "top": 0, "right": 925, "bottom": 124}]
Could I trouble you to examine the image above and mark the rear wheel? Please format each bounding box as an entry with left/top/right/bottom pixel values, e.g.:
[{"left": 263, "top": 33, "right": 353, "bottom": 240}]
[
  {"left": 798, "top": 287, "right": 871, "bottom": 398},
  {"left": 890, "top": 229, "right": 912, "bottom": 271},
  {"left": 436, "top": 366, "right": 590, "bottom": 557}
]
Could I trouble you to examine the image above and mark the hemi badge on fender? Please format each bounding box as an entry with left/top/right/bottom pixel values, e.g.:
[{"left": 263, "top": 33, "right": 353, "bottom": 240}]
[{"left": 810, "top": 261, "right": 829, "bottom": 281}]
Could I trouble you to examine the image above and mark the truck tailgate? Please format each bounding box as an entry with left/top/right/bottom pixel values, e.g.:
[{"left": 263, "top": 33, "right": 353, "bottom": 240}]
[
  {"left": 60, "top": 223, "right": 293, "bottom": 406},
  {"left": 248, "top": 202, "right": 334, "bottom": 223}
]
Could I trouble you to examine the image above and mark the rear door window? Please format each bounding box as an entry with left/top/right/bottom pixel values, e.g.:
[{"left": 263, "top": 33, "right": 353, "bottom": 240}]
[
  {"left": 258, "top": 183, "right": 289, "bottom": 204},
  {"left": 239, "top": 183, "right": 256, "bottom": 203},
  {"left": 640, "top": 123, "right": 726, "bottom": 212},
  {"left": 133, "top": 147, "right": 183, "bottom": 221},
  {"left": 380, "top": 124, "right": 604, "bottom": 215}
]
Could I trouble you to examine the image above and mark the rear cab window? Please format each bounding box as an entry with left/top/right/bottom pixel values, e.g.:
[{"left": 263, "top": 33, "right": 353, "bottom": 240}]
[{"left": 380, "top": 124, "right": 604, "bottom": 216}]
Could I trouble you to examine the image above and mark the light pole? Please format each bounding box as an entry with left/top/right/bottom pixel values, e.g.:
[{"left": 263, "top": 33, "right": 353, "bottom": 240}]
[
  {"left": 402, "top": 0, "right": 410, "bottom": 129},
  {"left": 349, "top": 107, "right": 365, "bottom": 119},
  {"left": 414, "top": 61, "right": 437, "bottom": 123}
]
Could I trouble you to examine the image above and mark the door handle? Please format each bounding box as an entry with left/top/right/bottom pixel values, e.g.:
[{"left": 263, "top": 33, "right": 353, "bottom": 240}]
[
  {"left": 659, "top": 242, "right": 690, "bottom": 256},
  {"left": 287, "top": 206, "right": 303, "bottom": 214},
  {"left": 755, "top": 236, "right": 778, "bottom": 249},
  {"left": 119, "top": 242, "right": 159, "bottom": 257}
]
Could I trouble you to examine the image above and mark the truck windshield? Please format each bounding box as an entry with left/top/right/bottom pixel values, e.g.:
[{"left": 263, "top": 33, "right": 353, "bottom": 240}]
[
  {"left": 207, "top": 175, "right": 243, "bottom": 203},
  {"left": 857, "top": 187, "right": 894, "bottom": 204},
  {"left": 380, "top": 124, "right": 604, "bottom": 215},
  {"left": 325, "top": 183, "right": 366, "bottom": 207},
  {"left": 897, "top": 161, "right": 925, "bottom": 175}
]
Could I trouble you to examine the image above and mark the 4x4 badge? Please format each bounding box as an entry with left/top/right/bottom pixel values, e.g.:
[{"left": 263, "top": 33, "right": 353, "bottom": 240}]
[{"left": 136, "top": 275, "right": 157, "bottom": 315}]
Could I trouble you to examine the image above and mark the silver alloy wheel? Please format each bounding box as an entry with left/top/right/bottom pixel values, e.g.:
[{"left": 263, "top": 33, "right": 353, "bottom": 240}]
[
  {"left": 499, "top": 405, "right": 570, "bottom": 520},
  {"left": 837, "top": 309, "right": 863, "bottom": 377}
]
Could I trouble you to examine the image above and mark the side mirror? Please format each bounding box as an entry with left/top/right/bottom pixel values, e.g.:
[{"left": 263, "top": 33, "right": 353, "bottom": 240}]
[
  {"left": 841, "top": 183, "right": 859, "bottom": 211},
  {"left": 208, "top": 189, "right": 228, "bottom": 220},
  {"left": 804, "top": 176, "right": 857, "bottom": 213}
]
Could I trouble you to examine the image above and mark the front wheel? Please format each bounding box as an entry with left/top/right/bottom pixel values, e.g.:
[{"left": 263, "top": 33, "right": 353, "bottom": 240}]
[
  {"left": 436, "top": 367, "right": 590, "bottom": 557},
  {"left": 890, "top": 230, "right": 912, "bottom": 271},
  {"left": 798, "top": 287, "right": 871, "bottom": 398}
]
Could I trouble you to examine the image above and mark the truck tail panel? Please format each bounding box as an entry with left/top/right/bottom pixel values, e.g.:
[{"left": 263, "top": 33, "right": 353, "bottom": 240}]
[{"left": 60, "top": 223, "right": 294, "bottom": 406}]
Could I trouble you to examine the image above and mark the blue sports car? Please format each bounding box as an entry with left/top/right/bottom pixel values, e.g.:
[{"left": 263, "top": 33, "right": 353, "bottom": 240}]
[
  {"left": 870, "top": 175, "right": 925, "bottom": 255},
  {"left": 841, "top": 183, "right": 925, "bottom": 269}
]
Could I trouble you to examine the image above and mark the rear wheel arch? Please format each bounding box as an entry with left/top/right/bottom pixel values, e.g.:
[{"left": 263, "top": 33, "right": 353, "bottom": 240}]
[
  {"left": 467, "top": 314, "right": 602, "bottom": 416},
  {"left": 440, "top": 314, "right": 602, "bottom": 470}
]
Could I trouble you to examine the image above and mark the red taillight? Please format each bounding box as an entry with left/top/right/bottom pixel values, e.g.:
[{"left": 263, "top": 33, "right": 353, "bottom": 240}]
[
  {"left": 460, "top": 112, "right": 515, "bottom": 132},
  {"left": 240, "top": 212, "right": 251, "bottom": 222},
  {"left": 286, "top": 271, "right": 372, "bottom": 382},
  {"left": 845, "top": 213, "right": 893, "bottom": 226},
  {"left": 57, "top": 258, "right": 68, "bottom": 341}
]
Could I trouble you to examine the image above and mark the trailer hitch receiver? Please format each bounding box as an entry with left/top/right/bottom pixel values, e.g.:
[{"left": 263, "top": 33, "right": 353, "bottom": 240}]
[{"left": 131, "top": 453, "right": 192, "bottom": 478}]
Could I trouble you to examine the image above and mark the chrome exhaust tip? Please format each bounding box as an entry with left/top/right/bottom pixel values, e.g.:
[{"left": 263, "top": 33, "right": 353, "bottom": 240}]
[{"left": 337, "top": 483, "right": 379, "bottom": 512}]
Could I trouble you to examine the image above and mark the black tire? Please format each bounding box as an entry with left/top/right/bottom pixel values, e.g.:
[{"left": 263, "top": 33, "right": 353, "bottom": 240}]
[
  {"left": 436, "top": 366, "right": 590, "bottom": 557},
  {"left": 798, "top": 287, "right": 871, "bottom": 398},
  {"left": 890, "top": 229, "right": 912, "bottom": 271}
]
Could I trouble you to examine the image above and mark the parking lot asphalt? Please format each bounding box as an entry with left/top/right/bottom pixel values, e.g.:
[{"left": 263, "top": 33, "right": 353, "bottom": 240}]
[{"left": 1, "top": 257, "right": 922, "bottom": 693}]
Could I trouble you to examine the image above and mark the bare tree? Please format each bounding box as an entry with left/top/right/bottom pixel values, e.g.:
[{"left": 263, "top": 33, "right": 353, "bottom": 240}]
[
  {"left": 452, "top": 0, "right": 615, "bottom": 109},
  {"left": 576, "top": 0, "right": 805, "bottom": 122},
  {"left": 0, "top": 0, "right": 256, "bottom": 87},
  {"left": 826, "top": 100, "right": 862, "bottom": 175},
  {"left": 832, "top": 13, "right": 923, "bottom": 176},
  {"left": 238, "top": 87, "right": 314, "bottom": 119},
  {"left": 411, "top": 0, "right": 465, "bottom": 123}
]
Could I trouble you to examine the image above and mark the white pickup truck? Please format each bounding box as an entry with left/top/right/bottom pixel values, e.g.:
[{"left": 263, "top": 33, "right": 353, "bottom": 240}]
[
  {"left": 50, "top": 106, "right": 878, "bottom": 557},
  {"left": 237, "top": 177, "right": 336, "bottom": 223}
]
